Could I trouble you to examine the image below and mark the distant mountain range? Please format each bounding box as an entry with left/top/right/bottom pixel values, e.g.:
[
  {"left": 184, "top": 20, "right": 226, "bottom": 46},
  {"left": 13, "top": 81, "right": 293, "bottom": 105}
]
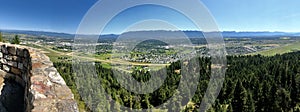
[
  {"left": 1, "top": 29, "right": 300, "bottom": 38},
  {"left": 1, "top": 29, "right": 74, "bottom": 38},
  {"left": 121, "top": 30, "right": 300, "bottom": 38}
]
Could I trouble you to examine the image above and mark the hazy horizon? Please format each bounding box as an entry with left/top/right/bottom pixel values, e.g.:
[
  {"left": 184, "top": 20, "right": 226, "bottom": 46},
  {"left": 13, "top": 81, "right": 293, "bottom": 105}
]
[
  {"left": 1, "top": 0, "right": 300, "bottom": 34},
  {"left": 1, "top": 28, "right": 300, "bottom": 36}
]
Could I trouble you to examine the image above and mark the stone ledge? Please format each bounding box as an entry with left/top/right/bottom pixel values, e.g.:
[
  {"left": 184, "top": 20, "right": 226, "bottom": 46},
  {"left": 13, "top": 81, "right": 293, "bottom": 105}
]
[{"left": 0, "top": 43, "right": 78, "bottom": 112}]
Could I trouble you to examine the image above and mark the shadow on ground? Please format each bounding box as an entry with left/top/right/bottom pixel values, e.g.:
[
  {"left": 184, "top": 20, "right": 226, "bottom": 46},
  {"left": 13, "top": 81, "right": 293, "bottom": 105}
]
[{"left": 0, "top": 77, "right": 24, "bottom": 112}]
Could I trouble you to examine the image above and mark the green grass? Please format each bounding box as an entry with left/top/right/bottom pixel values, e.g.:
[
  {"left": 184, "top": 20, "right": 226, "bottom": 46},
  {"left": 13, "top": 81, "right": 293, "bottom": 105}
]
[
  {"left": 250, "top": 41, "right": 300, "bottom": 56},
  {"left": 93, "top": 53, "right": 111, "bottom": 60},
  {"left": 100, "top": 62, "right": 112, "bottom": 69},
  {"left": 25, "top": 44, "right": 73, "bottom": 62}
]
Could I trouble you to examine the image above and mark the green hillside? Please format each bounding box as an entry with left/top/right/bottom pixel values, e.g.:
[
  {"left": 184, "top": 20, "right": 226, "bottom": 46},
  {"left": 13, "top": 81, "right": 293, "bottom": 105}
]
[{"left": 251, "top": 41, "right": 300, "bottom": 56}]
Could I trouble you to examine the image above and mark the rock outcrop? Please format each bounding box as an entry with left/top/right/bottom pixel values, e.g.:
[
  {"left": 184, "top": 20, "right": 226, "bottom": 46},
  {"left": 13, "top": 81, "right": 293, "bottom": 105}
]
[{"left": 0, "top": 43, "right": 78, "bottom": 112}]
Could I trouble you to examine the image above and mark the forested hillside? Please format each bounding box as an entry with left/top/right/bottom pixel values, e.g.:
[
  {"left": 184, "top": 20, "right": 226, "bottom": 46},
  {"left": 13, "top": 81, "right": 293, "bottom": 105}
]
[{"left": 54, "top": 51, "right": 300, "bottom": 112}]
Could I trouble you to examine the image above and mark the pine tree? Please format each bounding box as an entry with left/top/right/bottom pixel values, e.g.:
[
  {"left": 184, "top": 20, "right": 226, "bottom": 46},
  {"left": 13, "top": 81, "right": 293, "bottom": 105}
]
[
  {"left": 232, "top": 80, "right": 248, "bottom": 111},
  {"left": 142, "top": 94, "right": 152, "bottom": 109},
  {"left": 291, "top": 74, "right": 299, "bottom": 108},
  {"left": 11, "top": 35, "right": 20, "bottom": 44},
  {"left": 256, "top": 81, "right": 271, "bottom": 111},
  {"left": 279, "top": 88, "right": 292, "bottom": 111},
  {"left": 227, "top": 103, "right": 233, "bottom": 112},
  {"left": 245, "top": 92, "right": 255, "bottom": 112},
  {"left": 133, "top": 96, "right": 142, "bottom": 110},
  {"left": 269, "top": 84, "right": 279, "bottom": 111}
]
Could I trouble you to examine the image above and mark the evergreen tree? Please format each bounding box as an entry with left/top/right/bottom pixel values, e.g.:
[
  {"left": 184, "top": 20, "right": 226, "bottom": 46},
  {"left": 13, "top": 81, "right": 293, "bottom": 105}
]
[
  {"left": 11, "top": 35, "right": 20, "bottom": 44},
  {"left": 232, "top": 80, "right": 247, "bottom": 111},
  {"left": 53, "top": 52, "right": 300, "bottom": 111},
  {"left": 291, "top": 74, "right": 299, "bottom": 108},
  {"left": 133, "top": 96, "right": 142, "bottom": 110},
  {"left": 226, "top": 104, "right": 233, "bottom": 112},
  {"left": 269, "top": 84, "right": 280, "bottom": 111},
  {"left": 277, "top": 88, "right": 291, "bottom": 112},
  {"left": 245, "top": 92, "right": 255, "bottom": 112}
]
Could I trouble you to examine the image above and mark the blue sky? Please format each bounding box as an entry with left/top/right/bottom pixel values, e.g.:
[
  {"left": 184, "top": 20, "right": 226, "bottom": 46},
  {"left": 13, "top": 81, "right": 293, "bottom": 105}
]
[{"left": 0, "top": 0, "right": 299, "bottom": 34}]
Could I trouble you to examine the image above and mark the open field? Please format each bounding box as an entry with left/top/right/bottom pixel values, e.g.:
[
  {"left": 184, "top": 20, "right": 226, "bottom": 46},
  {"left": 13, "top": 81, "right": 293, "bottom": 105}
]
[
  {"left": 26, "top": 43, "right": 168, "bottom": 68},
  {"left": 249, "top": 41, "right": 300, "bottom": 56},
  {"left": 24, "top": 43, "right": 72, "bottom": 62}
]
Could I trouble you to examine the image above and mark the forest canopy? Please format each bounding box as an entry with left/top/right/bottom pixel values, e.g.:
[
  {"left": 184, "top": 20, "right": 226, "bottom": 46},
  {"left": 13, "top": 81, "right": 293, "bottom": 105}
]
[{"left": 54, "top": 51, "right": 300, "bottom": 112}]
